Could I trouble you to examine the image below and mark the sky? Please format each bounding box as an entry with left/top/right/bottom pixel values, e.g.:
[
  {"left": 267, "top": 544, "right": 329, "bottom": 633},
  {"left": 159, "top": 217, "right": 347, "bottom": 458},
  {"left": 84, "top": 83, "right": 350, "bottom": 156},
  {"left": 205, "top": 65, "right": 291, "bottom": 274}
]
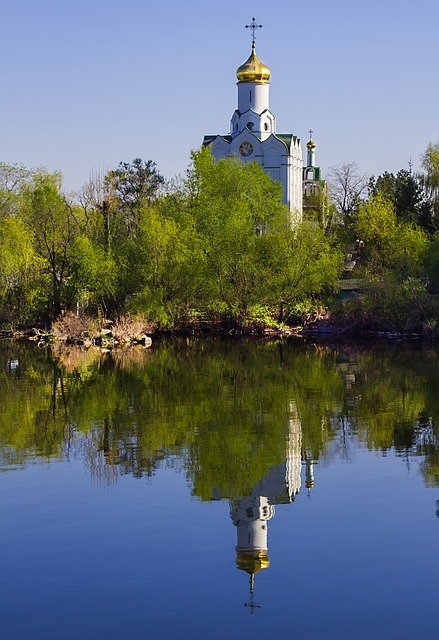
[{"left": 1, "top": 0, "right": 438, "bottom": 192}]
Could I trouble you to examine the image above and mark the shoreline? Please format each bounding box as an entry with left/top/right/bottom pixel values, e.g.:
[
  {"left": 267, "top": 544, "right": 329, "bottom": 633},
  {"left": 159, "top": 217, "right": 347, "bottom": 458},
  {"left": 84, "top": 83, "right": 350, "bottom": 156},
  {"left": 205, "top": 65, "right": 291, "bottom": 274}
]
[{"left": 0, "top": 321, "right": 435, "bottom": 345}]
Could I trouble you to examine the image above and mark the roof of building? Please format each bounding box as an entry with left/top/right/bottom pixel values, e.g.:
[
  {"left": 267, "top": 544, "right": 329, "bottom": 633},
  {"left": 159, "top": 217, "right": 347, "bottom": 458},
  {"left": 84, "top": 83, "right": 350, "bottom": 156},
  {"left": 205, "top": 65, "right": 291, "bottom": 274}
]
[
  {"left": 203, "top": 132, "right": 299, "bottom": 151},
  {"left": 203, "top": 134, "right": 232, "bottom": 146},
  {"left": 236, "top": 44, "right": 270, "bottom": 84}
]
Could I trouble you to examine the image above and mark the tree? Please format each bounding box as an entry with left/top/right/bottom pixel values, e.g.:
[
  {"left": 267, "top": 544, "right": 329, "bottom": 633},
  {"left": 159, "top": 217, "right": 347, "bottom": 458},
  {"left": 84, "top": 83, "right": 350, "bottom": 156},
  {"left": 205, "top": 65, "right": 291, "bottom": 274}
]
[
  {"left": 328, "top": 162, "right": 368, "bottom": 228},
  {"left": 185, "top": 147, "right": 290, "bottom": 320},
  {"left": 357, "top": 194, "right": 428, "bottom": 278},
  {"left": 67, "top": 236, "right": 118, "bottom": 310},
  {"left": 0, "top": 216, "right": 43, "bottom": 323},
  {"left": 0, "top": 162, "right": 32, "bottom": 218},
  {"left": 369, "top": 169, "right": 434, "bottom": 232},
  {"left": 104, "top": 158, "right": 164, "bottom": 231},
  {"left": 260, "top": 221, "right": 342, "bottom": 322},
  {"left": 424, "top": 234, "right": 439, "bottom": 290},
  {"left": 420, "top": 142, "right": 439, "bottom": 228},
  {"left": 21, "top": 172, "right": 84, "bottom": 320}
]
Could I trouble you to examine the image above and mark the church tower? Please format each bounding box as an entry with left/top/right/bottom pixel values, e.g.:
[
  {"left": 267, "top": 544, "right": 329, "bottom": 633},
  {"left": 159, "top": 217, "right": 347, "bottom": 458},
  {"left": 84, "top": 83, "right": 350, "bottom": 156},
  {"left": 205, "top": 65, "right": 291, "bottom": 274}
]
[
  {"left": 203, "top": 19, "right": 303, "bottom": 225},
  {"left": 302, "top": 130, "right": 327, "bottom": 218}
]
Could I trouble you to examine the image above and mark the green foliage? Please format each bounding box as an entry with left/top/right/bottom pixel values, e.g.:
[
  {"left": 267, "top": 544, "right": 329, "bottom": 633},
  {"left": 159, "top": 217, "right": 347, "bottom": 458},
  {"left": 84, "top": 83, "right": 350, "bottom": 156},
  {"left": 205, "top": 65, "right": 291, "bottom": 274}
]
[
  {"left": 337, "top": 276, "right": 435, "bottom": 333},
  {"left": 21, "top": 171, "right": 84, "bottom": 320},
  {"left": 425, "top": 234, "right": 439, "bottom": 289},
  {"left": 263, "top": 221, "right": 342, "bottom": 320},
  {"left": 185, "top": 148, "right": 290, "bottom": 319},
  {"left": 421, "top": 142, "right": 439, "bottom": 229},
  {"left": 357, "top": 194, "right": 428, "bottom": 278},
  {"left": 3, "top": 148, "right": 437, "bottom": 333},
  {"left": 67, "top": 236, "right": 118, "bottom": 308},
  {"left": 369, "top": 169, "right": 433, "bottom": 233},
  {"left": 2, "top": 340, "right": 439, "bottom": 491},
  {"left": 104, "top": 158, "right": 164, "bottom": 230},
  {"left": 0, "top": 217, "right": 44, "bottom": 324}
]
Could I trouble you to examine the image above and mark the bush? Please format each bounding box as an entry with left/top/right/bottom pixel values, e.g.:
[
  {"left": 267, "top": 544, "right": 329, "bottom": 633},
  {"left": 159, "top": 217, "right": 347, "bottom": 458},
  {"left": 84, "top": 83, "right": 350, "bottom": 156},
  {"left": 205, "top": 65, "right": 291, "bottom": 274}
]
[{"left": 336, "top": 277, "right": 438, "bottom": 334}]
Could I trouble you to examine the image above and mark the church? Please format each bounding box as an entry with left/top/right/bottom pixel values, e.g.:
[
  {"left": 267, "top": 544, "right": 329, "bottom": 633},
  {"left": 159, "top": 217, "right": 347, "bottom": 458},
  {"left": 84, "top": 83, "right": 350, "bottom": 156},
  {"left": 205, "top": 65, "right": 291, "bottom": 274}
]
[{"left": 203, "top": 19, "right": 325, "bottom": 225}]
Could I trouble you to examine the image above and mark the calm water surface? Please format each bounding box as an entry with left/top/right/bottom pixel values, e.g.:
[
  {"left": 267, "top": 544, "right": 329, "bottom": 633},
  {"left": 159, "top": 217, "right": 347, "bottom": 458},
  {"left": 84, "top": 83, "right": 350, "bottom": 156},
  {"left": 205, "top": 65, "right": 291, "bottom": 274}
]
[{"left": 0, "top": 339, "right": 438, "bottom": 639}]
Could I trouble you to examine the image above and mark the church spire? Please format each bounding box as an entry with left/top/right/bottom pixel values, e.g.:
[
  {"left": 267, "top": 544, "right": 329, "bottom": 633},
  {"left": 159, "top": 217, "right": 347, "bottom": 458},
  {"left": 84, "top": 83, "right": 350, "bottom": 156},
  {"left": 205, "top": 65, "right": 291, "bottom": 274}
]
[
  {"left": 236, "top": 20, "right": 270, "bottom": 85},
  {"left": 306, "top": 129, "right": 316, "bottom": 168}
]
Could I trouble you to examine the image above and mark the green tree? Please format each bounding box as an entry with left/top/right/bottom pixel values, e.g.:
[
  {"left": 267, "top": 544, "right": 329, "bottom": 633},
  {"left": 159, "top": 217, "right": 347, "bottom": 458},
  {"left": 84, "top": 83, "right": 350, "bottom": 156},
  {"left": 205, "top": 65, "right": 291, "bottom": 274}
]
[
  {"left": 357, "top": 194, "right": 428, "bottom": 277},
  {"left": 185, "top": 148, "right": 290, "bottom": 321},
  {"left": 104, "top": 158, "right": 164, "bottom": 232},
  {"left": 369, "top": 169, "right": 433, "bottom": 232},
  {"left": 0, "top": 216, "right": 43, "bottom": 324},
  {"left": 421, "top": 142, "right": 439, "bottom": 229},
  {"left": 67, "top": 235, "right": 118, "bottom": 310},
  {"left": 21, "top": 172, "right": 84, "bottom": 320},
  {"left": 261, "top": 221, "right": 342, "bottom": 322}
]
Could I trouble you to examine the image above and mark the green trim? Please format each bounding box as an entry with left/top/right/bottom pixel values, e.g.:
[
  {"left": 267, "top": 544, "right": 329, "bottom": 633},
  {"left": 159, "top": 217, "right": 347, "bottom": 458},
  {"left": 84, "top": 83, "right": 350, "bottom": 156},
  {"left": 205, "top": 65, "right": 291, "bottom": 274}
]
[
  {"left": 203, "top": 135, "right": 232, "bottom": 146},
  {"left": 270, "top": 133, "right": 298, "bottom": 151}
]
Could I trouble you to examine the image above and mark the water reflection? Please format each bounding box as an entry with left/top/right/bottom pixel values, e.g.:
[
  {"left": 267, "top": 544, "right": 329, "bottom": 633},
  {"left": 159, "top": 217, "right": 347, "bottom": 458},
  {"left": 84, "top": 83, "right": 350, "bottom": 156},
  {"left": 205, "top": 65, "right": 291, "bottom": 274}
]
[
  {"left": 228, "top": 407, "right": 303, "bottom": 608},
  {"left": 1, "top": 340, "right": 439, "bottom": 490},
  {"left": 2, "top": 340, "right": 439, "bottom": 638}
]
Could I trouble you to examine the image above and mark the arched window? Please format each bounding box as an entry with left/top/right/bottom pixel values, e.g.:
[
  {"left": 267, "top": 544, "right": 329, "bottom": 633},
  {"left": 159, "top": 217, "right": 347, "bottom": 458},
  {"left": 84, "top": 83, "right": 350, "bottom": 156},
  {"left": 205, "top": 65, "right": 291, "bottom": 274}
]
[{"left": 264, "top": 122, "right": 269, "bottom": 131}]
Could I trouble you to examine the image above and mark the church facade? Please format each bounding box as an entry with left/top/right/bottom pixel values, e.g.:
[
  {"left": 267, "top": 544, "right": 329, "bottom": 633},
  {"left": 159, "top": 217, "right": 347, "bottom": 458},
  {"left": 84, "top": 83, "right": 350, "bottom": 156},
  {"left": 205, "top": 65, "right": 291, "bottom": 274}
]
[{"left": 203, "top": 37, "right": 303, "bottom": 225}]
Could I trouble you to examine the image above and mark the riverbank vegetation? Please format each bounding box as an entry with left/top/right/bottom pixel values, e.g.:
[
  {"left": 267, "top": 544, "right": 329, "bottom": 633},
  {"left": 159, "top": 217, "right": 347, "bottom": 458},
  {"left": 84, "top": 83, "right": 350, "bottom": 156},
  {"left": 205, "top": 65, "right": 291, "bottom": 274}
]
[{"left": 0, "top": 142, "right": 438, "bottom": 336}]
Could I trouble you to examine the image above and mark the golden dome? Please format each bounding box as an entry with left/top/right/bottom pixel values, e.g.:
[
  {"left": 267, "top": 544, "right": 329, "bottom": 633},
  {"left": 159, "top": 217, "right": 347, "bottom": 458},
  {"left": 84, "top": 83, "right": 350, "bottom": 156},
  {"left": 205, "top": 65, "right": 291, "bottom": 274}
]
[
  {"left": 236, "top": 45, "right": 270, "bottom": 83},
  {"left": 235, "top": 550, "right": 270, "bottom": 575},
  {"left": 307, "top": 139, "right": 316, "bottom": 150}
]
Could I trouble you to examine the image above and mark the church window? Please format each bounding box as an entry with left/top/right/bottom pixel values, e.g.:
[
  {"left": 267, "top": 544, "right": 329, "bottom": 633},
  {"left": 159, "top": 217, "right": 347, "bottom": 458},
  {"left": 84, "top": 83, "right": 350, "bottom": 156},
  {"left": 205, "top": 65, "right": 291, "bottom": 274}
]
[
  {"left": 264, "top": 122, "right": 268, "bottom": 131},
  {"left": 249, "top": 90, "right": 252, "bottom": 101},
  {"left": 235, "top": 123, "right": 238, "bottom": 131}
]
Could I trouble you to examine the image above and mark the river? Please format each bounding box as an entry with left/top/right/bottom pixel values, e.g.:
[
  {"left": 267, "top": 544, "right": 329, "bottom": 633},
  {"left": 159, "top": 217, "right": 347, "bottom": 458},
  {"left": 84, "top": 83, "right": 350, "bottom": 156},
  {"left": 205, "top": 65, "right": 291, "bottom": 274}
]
[{"left": 0, "top": 339, "right": 438, "bottom": 639}]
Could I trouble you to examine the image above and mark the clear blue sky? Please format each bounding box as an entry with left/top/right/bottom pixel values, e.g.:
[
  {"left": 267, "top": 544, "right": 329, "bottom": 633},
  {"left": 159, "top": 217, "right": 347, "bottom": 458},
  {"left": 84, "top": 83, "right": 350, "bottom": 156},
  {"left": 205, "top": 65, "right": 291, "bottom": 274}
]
[{"left": 1, "top": 0, "right": 438, "bottom": 191}]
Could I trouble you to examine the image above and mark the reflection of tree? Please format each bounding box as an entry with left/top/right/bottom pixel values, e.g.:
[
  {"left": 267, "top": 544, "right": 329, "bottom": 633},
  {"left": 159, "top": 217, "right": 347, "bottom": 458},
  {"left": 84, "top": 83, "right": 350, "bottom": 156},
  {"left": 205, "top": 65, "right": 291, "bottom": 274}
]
[{"left": 1, "top": 340, "right": 439, "bottom": 491}]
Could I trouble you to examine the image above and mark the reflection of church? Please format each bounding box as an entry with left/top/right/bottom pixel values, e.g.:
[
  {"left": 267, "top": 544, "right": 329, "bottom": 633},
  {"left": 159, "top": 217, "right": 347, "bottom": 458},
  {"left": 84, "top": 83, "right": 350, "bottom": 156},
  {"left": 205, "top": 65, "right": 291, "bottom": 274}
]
[{"left": 228, "top": 406, "right": 314, "bottom": 607}]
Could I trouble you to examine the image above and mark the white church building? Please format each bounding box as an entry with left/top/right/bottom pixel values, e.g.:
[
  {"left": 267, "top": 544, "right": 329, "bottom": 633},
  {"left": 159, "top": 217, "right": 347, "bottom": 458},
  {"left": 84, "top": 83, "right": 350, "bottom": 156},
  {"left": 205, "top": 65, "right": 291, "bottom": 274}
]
[{"left": 203, "top": 20, "right": 304, "bottom": 224}]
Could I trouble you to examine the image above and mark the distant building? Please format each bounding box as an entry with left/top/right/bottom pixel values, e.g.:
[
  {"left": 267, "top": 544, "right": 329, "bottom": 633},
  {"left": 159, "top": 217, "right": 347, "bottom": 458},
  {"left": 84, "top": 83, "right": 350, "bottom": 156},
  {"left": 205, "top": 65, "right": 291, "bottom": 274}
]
[{"left": 302, "top": 131, "right": 328, "bottom": 219}]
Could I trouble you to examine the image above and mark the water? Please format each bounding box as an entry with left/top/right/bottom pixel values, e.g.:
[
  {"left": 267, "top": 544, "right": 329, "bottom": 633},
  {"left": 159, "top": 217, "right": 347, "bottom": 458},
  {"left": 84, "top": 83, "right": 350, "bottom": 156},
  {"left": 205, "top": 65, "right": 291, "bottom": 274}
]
[{"left": 0, "top": 339, "right": 438, "bottom": 639}]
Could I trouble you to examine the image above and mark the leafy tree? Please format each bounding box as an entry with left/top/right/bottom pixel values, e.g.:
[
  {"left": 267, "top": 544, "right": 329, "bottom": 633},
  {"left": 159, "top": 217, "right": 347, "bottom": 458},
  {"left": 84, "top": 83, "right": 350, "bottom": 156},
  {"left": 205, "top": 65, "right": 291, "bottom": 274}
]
[
  {"left": 21, "top": 171, "right": 84, "bottom": 320},
  {"left": 104, "top": 158, "right": 164, "bottom": 231},
  {"left": 0, "top": 217, "right": 43, "bottom": 324},
  {"left": 260, "top": 221, "right": 342, "bottom": 322},
  {"left": 424, "top": 234, "right": 439, "bottom": 290},
  {"left": 357, "top": 194, "right": 428, "bottom": 278},
  {"left": 420, "top": 142, "right": 439, "bottom": 228},
  {"left": 67, "top": 236, "right": 118, "bottom": 309},
  {"left": 369, "top": 169, "right": 434, "bottom": 232},
  {"left": 180, "top": 148, "right": 287, "bottom": 320}
]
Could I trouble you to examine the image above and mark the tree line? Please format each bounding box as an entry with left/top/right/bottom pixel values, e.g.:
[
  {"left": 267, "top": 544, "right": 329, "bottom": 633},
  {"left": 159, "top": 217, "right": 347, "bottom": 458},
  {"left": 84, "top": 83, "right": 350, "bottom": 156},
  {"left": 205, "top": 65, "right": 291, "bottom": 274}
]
[{"left": 0, "top": 141, "right": 438, "bottom": 332}]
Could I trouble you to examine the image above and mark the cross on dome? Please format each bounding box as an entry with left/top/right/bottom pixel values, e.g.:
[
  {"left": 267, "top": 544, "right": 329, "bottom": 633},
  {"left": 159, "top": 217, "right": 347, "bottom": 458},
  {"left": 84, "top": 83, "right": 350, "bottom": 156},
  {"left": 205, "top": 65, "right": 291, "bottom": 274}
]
[{"left": 245, "top": 17, "right": 262, "bottom": 48}]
